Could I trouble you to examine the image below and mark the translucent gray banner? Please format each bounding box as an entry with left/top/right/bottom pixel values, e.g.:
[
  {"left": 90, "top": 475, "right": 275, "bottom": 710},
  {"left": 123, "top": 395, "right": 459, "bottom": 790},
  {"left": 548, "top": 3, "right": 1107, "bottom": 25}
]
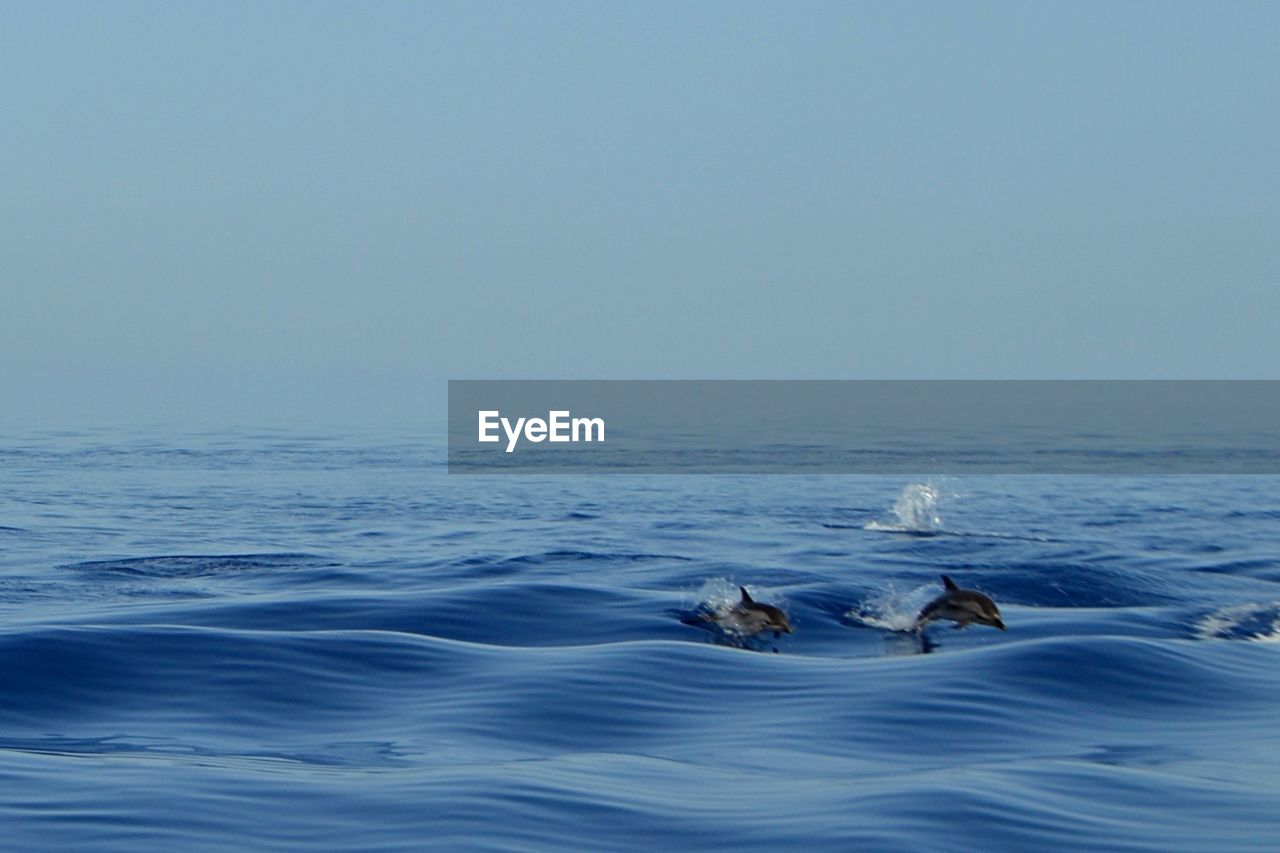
[{"left": 447, "top": 380, "right": 1280, "bottom": 474}]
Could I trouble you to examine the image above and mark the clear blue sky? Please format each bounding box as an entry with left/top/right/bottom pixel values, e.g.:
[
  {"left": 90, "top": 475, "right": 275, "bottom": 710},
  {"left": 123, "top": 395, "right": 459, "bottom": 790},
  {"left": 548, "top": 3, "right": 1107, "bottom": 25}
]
[{"left": 3, "top": 2, "right": 1277, "bottom": 426}]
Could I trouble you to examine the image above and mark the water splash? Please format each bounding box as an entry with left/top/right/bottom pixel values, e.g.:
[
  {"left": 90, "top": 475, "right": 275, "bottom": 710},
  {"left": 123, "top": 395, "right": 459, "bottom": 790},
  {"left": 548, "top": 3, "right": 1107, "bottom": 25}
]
[
  {"left": 865, "top": 482, "right": 945, "bottom": 533},
  {"left": 1193, "top": 602, "right": 1280, "bottom": 643},
  {"left": 691, "top": 577, "right": 742, "bottom": 615},
  {"left": 846, "top": 582, "right": 937, "bottom": 632}
]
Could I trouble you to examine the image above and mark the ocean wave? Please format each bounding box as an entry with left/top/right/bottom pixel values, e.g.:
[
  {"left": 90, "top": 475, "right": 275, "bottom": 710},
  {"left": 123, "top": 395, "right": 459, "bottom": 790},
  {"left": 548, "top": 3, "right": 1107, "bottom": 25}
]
[
  {"left": 6, "top": 437, "right": 1280, "bottom": 849},
  {"left": 60, "top": 553, "right": 330, "bottom": 579}
]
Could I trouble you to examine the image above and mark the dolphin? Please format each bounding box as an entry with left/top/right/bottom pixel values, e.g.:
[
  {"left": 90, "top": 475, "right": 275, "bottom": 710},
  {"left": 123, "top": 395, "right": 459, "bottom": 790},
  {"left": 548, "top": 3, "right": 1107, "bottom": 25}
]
[
  {"left": 707, "top": 587, "right": 795, "bottom": 638},
  {"left": 915, "top": 575, "right": 1005, "bottom": 631}
]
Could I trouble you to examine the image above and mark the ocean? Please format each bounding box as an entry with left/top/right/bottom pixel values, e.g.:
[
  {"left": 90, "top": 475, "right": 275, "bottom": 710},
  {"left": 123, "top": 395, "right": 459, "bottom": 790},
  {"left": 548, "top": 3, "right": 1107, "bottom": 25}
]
[{"left": 2, "top": 427, "right": 1279, "bottom": 850}]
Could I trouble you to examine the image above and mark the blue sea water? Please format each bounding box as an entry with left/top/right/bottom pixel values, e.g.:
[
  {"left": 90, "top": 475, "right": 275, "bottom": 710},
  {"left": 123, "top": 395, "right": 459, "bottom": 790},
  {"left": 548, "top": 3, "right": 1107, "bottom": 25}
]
[{"left": 3, "top": 427, "right": 1280, "bottom": 850}]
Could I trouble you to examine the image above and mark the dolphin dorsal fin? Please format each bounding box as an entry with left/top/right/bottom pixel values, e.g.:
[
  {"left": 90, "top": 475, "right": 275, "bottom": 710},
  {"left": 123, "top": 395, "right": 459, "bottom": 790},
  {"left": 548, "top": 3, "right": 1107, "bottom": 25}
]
[
  {"left": 942, "top": 575, "right": 958, "bottom": 591},
  {"left": 740, "top": 586, "right": 754, "bottom": 604}
]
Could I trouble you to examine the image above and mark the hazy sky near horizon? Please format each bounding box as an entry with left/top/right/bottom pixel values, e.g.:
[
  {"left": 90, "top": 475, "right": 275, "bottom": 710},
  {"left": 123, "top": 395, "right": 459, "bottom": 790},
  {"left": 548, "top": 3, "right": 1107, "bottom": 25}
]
[{"left": 3, "top": 2, "right": 1278, "bottom": 426}]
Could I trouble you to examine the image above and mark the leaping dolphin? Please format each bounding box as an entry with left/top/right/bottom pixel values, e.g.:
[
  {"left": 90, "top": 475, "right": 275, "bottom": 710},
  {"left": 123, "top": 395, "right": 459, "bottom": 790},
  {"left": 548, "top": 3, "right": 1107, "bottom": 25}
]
[
  {"left": 707, "top": 587, "right": 795, "bottom": 638},
  {"left": 915, "top": 575, "right": 1005, "bottom": 631}
]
